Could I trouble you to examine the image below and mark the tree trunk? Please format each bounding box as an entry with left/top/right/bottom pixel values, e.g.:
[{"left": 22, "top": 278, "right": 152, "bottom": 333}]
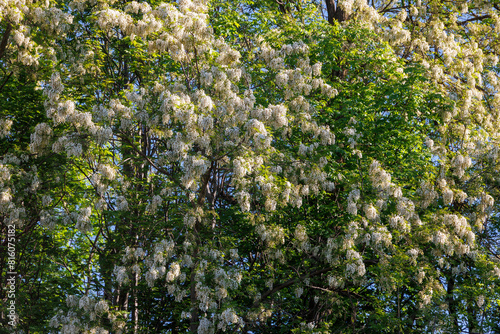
[
  {"left": 324, "top": 0, "right": 349, "bottom": 25},
  {"left": 189, "top": 246, "right": 199, "bottom": 333},
  {"left": 446, "top": 276, "right": 459, "bottom": 330},
  {"left": 132, "top": 272, "right": 139, "bottom": 334}
]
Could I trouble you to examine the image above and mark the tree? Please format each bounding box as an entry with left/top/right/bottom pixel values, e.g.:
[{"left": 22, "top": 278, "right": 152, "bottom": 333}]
[
  {"left": 2, "top": 0, "right": 500, "bottom": 333},
  {"left": 0, "top": 24, "right": 91, "bottom": 334}
]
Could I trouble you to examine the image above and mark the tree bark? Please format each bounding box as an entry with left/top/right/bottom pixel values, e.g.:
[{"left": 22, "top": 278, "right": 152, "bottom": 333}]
[
  {"left": 132, "top": 272, "right": 139, "bottom": 334},
  {"left": 446, "top": 276, "right": 459, "bottom": 330},
  {"left": 324, "top": 0, "right": 349, "bottom": 25},
  {"left": 0, "top": 24, "right": 12, "bottom": 61},
  {"left": 189, "top": 246, "right": 199, "bottom": 333}
]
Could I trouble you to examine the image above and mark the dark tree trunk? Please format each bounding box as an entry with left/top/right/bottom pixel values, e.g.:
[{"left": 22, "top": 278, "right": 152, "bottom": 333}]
[
  {"left": 446, "top": 276, "right": 459, "bottom": 331},
  {"left": 324, "top": 0, "right": 349, "bottom": 25}
]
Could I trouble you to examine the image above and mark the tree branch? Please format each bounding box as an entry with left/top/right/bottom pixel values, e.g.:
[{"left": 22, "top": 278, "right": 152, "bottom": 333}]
[{"left": 252, "top": 267, "right": 332, "bottom": 308}]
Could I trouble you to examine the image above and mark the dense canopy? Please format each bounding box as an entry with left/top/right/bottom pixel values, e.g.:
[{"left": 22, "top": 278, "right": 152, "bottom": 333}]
[{"left": 2, "top": 0, "right": 500, "bottom": 333}]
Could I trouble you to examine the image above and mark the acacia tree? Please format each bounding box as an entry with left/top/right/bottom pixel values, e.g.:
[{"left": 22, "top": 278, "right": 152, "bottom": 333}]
[
  {"left": 2, "top": 0, "right": 500, "bottom": 333},
  {"left": 0, "top": 3, "right": 93, "bottom": 332}
]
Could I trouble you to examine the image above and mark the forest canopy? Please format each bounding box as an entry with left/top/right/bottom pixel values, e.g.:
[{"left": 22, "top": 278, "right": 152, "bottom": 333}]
[{"left": 2, "top": 0, "right": 500, "bottom": 333}]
